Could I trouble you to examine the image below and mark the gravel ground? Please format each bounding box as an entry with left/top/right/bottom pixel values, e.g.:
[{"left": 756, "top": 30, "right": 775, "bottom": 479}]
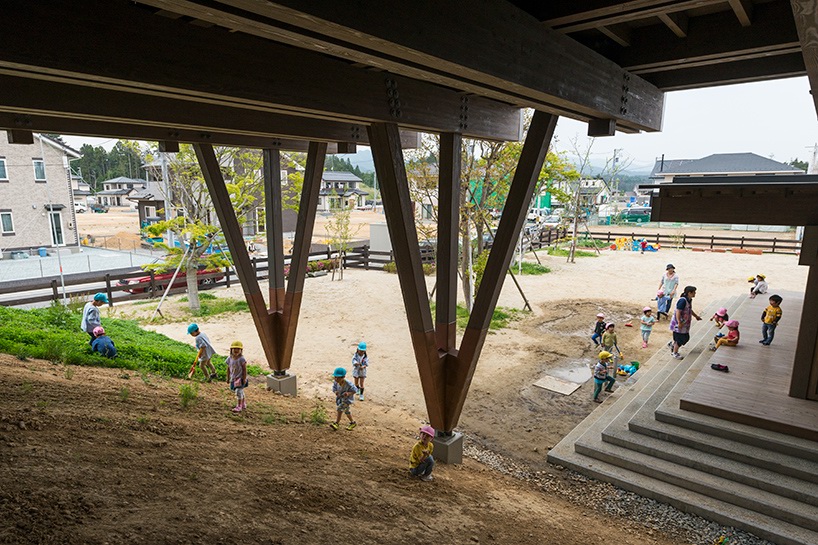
[{"left": 464, "top": 440, "right": 772, "bottom": 545}]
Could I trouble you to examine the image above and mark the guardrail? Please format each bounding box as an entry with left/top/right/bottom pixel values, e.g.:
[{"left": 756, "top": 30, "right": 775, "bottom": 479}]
[{"left": 585, "top": 230, "right": 800, "bottom": 254}]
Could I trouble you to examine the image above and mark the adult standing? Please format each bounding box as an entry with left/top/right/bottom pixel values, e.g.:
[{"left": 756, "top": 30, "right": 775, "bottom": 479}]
[
  {"left": 81, "top": 292, "right": 108, "bottom": 344},
  {"left": 668, "top": 285, "right": 701, "bottom": 360},
  {"left": 657, "top": 263, "right": 679, "bottom": 320}
]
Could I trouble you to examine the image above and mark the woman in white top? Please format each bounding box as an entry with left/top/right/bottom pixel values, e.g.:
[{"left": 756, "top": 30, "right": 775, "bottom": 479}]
[{"left": 657, "top": 264, "right": 679, "bottom": 320}]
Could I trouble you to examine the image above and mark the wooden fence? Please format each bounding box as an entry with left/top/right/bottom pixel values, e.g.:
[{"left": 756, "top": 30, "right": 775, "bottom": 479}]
[{"left": 585, "top": 230, "right": 800, "bottom": 254}]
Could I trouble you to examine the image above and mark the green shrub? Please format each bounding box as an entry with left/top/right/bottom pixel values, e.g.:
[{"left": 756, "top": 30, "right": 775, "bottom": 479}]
[
  {"left": 517, "top": 262, "right": 551, "bottom": 275},
  {"left": 382, "top": 262, "right": 397, "bottom": 274},
  {"left": 179, "top": 383, "right": 199, "bottom": 410},
  {"left": 180, "top": 293, "right": 217, "bottom": 302},
  {"left": 422, "top": 263, "right": 436, "bottom": 276},
  {"left": 309, "top": 403, "right": 328, "bottom": 425},
  {"left": 119, "top": 386, "right": 130, "bottom": 402},
  {"left": 63, "top": 365, "right": 75, "bottom": 380}
]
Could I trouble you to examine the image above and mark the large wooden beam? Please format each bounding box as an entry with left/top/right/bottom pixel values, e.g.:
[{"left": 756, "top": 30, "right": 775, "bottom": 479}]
[
  {"left": 545, "top": 0, "right": 724, "bottom": 32},
  {"left": 792, "top": 227, "right": 818, "bottom": 399},
  {"left": 264, "top": 149, "right": 286, "bottom": 313},
  {"left": 451, "top": 111, "right": 558, "bottom": 431},
  {"left": 436, "top": 133, "right": 461, "bottom": 353},
  {"left": 648, "top": 179, "right": 818, "bottom": 224},
  {"left": 0, "top": 73, "right": 420, "bottom": 151},
  {"left": 791, "top": 0, "right": 818, "bottom": 116},
  {"left": 0, "top": 0, "right": 521, "bottom": 141},
  {"left": 368, "top": 122, "right": 446, "bottom": 428},
  {"left": 143, "top": 0, "right": 664, "bottom": 132}
]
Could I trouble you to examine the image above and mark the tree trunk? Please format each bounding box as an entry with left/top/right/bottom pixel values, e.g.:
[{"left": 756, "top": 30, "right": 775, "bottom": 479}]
[{"left": 185, "top": 252, "right": 201, "bottom": 312}]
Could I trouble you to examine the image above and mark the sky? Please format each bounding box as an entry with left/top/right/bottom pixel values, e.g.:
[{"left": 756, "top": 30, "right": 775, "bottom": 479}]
[{"left": 62, "top": 76, "right": 818, "bottom": 175}]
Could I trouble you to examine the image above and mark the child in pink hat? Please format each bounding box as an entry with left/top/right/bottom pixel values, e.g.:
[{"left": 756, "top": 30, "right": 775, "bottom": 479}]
[
  {"left": 709, "top": 307, "right": 729, "bottom": 329},
  {"left": 639, "top": 306, "right": 656, "bottom": 348},
  {"left": 710, "top": 320, "right": 740, "bottom": 352},
  {"left": 409, "top": 425, "right": 436, "bottom": 481}
]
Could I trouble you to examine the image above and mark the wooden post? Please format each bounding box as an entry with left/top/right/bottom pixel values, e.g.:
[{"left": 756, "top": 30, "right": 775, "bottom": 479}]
[
  {"left": 105, "top": 274, "right": 113, "bottom": 306},
  {"left": 740, "top": 236, "right": 745, "bottom": 249},
  {"left": 792, "top": 226, "right": 818, "bottom": 398},
  {"left": 225, "top": 266, "right": 231, "bottom": 288},
  {"left": 364, "top": 245, "right": 370, "bottom": 270},
  {"left": 264, "top": 148, "right": 286, "bottom": 313},
  {"left": 436, "top": 132, "right": 461, "bottom": 354},
  {"left": 149, "top": 271, "right": 156, "bottom": 297},
  {"left": 710, "top": 235, "right": 715, "bottom": 250},
  {"left": 51, "top": 279, "right": 58, "bottom": 301},
  {"left": 772, "top": 238, "right": 777, "bottom": 253}
]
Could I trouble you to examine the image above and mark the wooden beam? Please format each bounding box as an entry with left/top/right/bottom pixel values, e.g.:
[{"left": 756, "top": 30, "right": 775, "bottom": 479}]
[
  {"left": 450, "top": 111, "right": 558, "bottom": 431},
  {"left": 546, "top": 0, "right": 724, "bottom": 32},
  {"left": 280, "top": 142, "right": 327, "bottom": 369},
  {"left": 618, "top": 1, "right": 800, "bottom": 72},
  {"left": 6, "top": 130, "right": 33, "bottom": 144},
  {"left": 658, "top": 11, "right": 688, "bottom": 38},
  {"left": 541, "top": 0, "right": 713, "bottom": 27},
  {"left": 158, "top": 141, "right": 179, "bottom": 153},
  {"left": 598, "top": 24, "right": 632, "bottom": 47},
  {"left": 368, "top": 121, "right": 446, "bottom": 429},
  {"left": 792, "top": 236, "right": 818, "bottom": 398},
  {"left": 193, "top": 143, "right": 279, "bottom": 369},
  {"left": 791, "top": 0, "right": 818, "bottom": 117},
  {"left": 264, "top": 149, "right": 285, "bottom": 313},
  {"left": 0, "top": 74, "right": 421, "bottom": 150},
  {"left": 728, "top": 0, "right": 754, "bottom": 27},
  {"left": 648, "top": 179, "right": 818, "bottom": 224},
  {"left": 587, "top": 118, "right": 617, "bottom": 137},
  {"left": 0, "top": 0, "right": 521, "bottom": 141},
  {"left": 436, "top": 133, "right": 461, "bottom": 353},
  {"left": 146, "top": 0, "right": 665, "bottom": 132}
]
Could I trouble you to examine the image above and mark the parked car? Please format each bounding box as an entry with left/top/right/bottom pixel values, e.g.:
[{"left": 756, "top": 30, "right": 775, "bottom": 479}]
[
  {"left": 617, "top": 207, "right": 652, "bottom": 224},
  {"left": 541, "top": 215, "right": 562, "bottom": 228},
  {"left": 89, "top": 203, "right": 109, "bottom": 213},
  {"left": 74, "top": 202, "right": 87, "bottom": 213},
  {"left": 118, "top": 266, "right": 225, "bottom": 294}
]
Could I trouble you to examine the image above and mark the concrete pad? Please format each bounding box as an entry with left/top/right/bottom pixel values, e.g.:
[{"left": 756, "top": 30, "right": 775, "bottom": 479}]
[
  {"left": 433, "top": 432, "right": 463, "bottom": 464},
  {"left": 533, "top": 375, "right": 583, "bottom": 396},
  {"left": 550, "top": 363, "right": 593, "bottom": 384},
  {"left": 266, "top": 373, "right": 298, "bottom": 397}
]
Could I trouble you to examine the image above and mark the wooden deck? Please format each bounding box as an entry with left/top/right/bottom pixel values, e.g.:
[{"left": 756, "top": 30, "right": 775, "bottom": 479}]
[{"left": 679, "top": 290, "right": 818, "bottom": 442}]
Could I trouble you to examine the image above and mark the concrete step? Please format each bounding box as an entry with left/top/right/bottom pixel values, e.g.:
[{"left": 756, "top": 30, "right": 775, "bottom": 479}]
[
  {"left": 574, "top": 436, "right": 818, "bottom": 539},
  {"left": 607, "top": 422, "right": 818, "bottom": 507}
]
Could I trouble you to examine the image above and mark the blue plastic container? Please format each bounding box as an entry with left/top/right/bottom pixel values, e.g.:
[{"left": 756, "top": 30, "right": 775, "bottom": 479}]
[{"left": 37, "top": 247, "right": 47, "bottom": 257}]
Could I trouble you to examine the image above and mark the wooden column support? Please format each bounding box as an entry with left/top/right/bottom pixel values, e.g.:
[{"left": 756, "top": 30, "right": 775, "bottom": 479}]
[
  {"left": 791, "top": 225, "right": 818, "bottom": 399},
  {"left": 369, "top": 112, "right": 558, "bottom": 433},
  {"left": 264, "top": 149, "right": 286, "bottom": 313}
]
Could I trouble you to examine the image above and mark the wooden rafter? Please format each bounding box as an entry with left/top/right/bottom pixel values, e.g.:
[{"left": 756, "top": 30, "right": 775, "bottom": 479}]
[
  {"left": 599, "top": 24, "right": 632, "bottom": 47},
  {"left": 139, "top": 0, "right": 665, "bottom": 132},
  {"left": 545, "top": 0, "right": 725, "bottom": 32},
  {"left": 728, "top": 0, "right": 754, "bottom": 26},
  {"left": 0, "top": 0, "right": 521, "bottom": 142},
  {"left": 658, "top": 12, "right": 689, "bottom": 38}
]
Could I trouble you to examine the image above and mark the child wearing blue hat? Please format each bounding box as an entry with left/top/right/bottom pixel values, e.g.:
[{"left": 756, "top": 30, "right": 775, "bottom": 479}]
[
  {"left": 187, "top": 323, "right": 217, "bottom": 381},
  {"left": 330, "top": 367, "right": 357, "bottom": 431},
  {"left": 81, "top": 292, "right": 108, "bottom": 344},
  {"left": 352, "top": 341, "right": 369, "bottom": 401}
]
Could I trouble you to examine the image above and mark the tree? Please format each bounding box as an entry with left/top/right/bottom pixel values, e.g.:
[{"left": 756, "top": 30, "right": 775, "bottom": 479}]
[
  {"left": 145, "top": 144, "right": 265, "bottom": 312},
  {"left": 789, "top": 158, "right": 809, "bottom": 172},
  {"left": 324, "top": 205, "right": 362, "bottom": 281}
]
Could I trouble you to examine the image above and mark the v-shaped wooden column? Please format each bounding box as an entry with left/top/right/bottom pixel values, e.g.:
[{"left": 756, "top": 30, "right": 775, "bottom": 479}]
[
  {"left": 368, "top": 111, "right": 558, "bottom": 432},
  {"left": 194, "top": 142, "right": 327, "bottom": 371}
]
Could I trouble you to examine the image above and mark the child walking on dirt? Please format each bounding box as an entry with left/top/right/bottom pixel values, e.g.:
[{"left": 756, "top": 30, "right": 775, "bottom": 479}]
[
  {"left": 601, "top": 323, "right": 623, "bottom": 366},
  {"left": 330, "top": 367, "right": 357, "bottom": 431},
  {"left": 187, "top": 323, "right": 217, "bottom": 381},
  {"left": 591, "top": 313, "right": 606, "bottom": 346},
  {"left": 640, "top": 307, "right": 655, "bottom": 348},
  {"left": 760, "top": 294, "right": 783, "bottom": 346},
  {"left": 592, "top": 351, "right": 616, "bottom": 403},
  {"left": 710, "top": 320, "right": 740, "bottom": 351},
  {"left": 352, "top": 342, "right": 368, "bottom": 401},
  {"left": 226, "top": 340, "right": 248, "bottom": 413},
  {"left": 409, "top": 425, "right": 436, "bottom": 481}
]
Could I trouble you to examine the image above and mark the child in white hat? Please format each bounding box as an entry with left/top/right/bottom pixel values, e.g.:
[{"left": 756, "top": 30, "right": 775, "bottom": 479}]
[{"left": 639, "top": 306, "right": 656, "bottom": 348}]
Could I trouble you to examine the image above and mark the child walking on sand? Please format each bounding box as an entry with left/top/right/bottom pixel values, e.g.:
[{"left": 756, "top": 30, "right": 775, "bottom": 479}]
[
  {"left": 352, "top": 342, "right": 368, "bottom": 401},
  {"left": 640, "top": 307, "right": 655, "bottom": 348},
  {"left": 760, "top": 294, "right": 783, "bottom": 346},
  {"left": 591, "top": 313, "right": 606, "bottom": 346},
  {"left": 226, "top": 340, "right": 248, "bottom": 413},
  {"left": 710, "top": 320, "right": 740, "bottom": 351},
  {"left": 330, "top": 367, "right": 357, "bottom": 431},
  {"left": 409, "top": 425, "right": 436, "bottom": 481},
  {"left": 601, "top": 323, "right": 623, "bottom": 366},
  {"left": 188, "top": 323, "right": 218, "bottom": 381},
  {"left": 592, "top": 351, "right": 617, "bottom": 403}
]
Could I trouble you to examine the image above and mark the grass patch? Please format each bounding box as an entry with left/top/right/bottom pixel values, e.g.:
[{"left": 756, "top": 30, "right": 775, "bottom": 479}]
[
  {"left": 0, "top": 304, "right": 264, "bottom": 380},
  {"left": 194, "top": 298, "right": 248, "bottom": 317},
  {"left": 179, "top": 293, "right": 218, "bottom": 303},
  {"left": 515, "top": 262, "right": 551, "bottom": 275},
  {"left": 430, "top": 302, "right": 526, "bottom": 330},
  {"left": 119, "top": 386, "right": 130, "bottom": 402},
  {"left": 179, "top": 383, "right": 199, "bottom": 410},
  {"left": 546, "top": 246, "right": 598, "bottom": 258},
  {"left": 309, "top": 403, "right": 328, "bottom": 425}
]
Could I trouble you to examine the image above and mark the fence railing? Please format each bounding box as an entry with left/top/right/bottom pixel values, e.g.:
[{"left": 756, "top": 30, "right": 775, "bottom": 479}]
[{"left": 584, "top": 230, "right": 800, "bottom": 254}]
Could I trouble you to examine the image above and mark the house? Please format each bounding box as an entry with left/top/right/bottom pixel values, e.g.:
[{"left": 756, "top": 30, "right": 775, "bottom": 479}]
[
  {"left": 0, "top": 132, "right": 81, "bottom": 256},
  {"left": 127, "top": 180, "right": 169, "bottom": 227},
  {"left": 649, "top": 152, "right": 804, "bottom": 183},
  {"left": 70, "top": 171, "right": 92, "bottom": 210},
  {"left": 95, "top": 176, "right": 147, "bottom": 207},
  {"left": 318, "top": 171, "right": 368, "bottom": 211}
]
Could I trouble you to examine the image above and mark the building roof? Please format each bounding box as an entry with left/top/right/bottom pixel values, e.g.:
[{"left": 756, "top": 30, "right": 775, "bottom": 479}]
[
  {"left": 38, "top": 134, "right": 81, "bottom": 158},
  {"left": 319, "top": 188, "right": 368, "bottom": 197},
  {"left": 100, "top": 176, "right": 148, "bottom": 187},
  {"left": 128, "top": 181, "right": 165, "bottom": 201},
  {"left": 322, "top": 171, "right": 362, "bottom": 182},
  {"left": 96, "top": 188, "right": 134, "bottom": 196},
  {"left": 650, "top": 153, "right": 804, "bottom": 179}
]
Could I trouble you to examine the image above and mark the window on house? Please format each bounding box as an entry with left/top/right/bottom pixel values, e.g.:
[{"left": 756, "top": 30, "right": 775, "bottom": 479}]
[
  {"left": 0, "top": 212, "right": 13, "bottom": 234},
  {"left": 33, "top": 159, "right": 46, "bottom": 181},
  {"left": 0, "top": 158, "right": 7, "bottom": 181},
  {"left": 256, "top": 207, "right": 266, "bottom": 233},
  {"left": 145, "top": 206, "right": 157, "bottom": 218}
]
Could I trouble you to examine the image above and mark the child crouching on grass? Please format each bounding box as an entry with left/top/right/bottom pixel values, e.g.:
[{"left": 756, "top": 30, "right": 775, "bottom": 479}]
[
  {"left": 330, "top": 367, "right": 357, "bottom": 431},
  {"left": 409, "top": 425, "right": 436, "bottom": 482},
  {"left": 226, "top": 340, "right": 248, "bottom": 413}
]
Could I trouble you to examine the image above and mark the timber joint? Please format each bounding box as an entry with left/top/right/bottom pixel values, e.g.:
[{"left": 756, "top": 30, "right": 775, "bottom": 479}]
[{"left": 385, "top": 77, "right": 402, "bottom": 119}]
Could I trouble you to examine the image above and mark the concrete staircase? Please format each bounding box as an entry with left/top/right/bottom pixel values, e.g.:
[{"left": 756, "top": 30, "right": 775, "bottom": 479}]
[{"left": 548, "top": 294, "right": 818, "bottom": 545}]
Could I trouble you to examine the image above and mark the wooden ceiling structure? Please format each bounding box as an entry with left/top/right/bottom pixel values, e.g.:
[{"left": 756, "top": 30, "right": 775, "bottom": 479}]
[{"left": 2, "top": 0, "right": 817, "bottom": 433}]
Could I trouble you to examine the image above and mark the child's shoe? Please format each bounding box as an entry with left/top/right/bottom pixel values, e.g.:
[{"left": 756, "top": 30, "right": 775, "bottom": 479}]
[
  {"left": 210, "top": 373, "right": 217, "bottom": 380},
  {"left": 231, "top": 405, "right": 242, "bottom": 413},
  {"left": 420, "top": 474, "right": 434, "bottom": 482},
  {"left": 711, "top": 363, "right": 729, "bottom": 372},
  {"left": 641, "top": 341, "right": 648, "bottom": 348},
  {"left": 672, "top": 352, "right": 684, "bottom": 360},
  {"left": 329, "top": 422, "right": 339, "bottom": 431},
  {"left": 359, "top": 393, "right": 365, "bottom": 401},
  {"left": 240, "top": 400, "right": 247, "bottom": 410},
  {"left": 346, "top": 421, "right": 357, "bottom": 431},
  {"left": 593, "top": 398, "right": 602, "bottom": 403}
]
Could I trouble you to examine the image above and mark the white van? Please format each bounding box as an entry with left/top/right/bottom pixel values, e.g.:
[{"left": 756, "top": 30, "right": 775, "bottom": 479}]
[{"left": 74, "top": 201, "right": 87, "bottom": 214}]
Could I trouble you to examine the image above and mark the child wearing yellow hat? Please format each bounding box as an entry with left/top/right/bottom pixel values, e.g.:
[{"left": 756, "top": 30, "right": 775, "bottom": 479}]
[
  {"left": 592, "top": 351, "right": 617, "bottom": 403},
  {"left": 749, "top": 274, "right": 768, "bottom": 299},
  {"left": 226, "top": 340, "right": 248, "bottom": 413}
]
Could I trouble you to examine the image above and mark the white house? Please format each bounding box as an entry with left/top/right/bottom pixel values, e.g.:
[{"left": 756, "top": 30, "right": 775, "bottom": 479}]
[
  {"left": 95, "top": 176, "right": 147, "bottom": 207},
  {"left": 318, "top": 171, "right": 368, "bottom": 211}
]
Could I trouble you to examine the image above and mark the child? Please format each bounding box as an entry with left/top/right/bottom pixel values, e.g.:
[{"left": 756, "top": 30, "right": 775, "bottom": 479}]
[
  {"left": 710, "top": 320, "right": 740, "bottom": 351},
  {"left": 81, "top": 292, "right": 108, "bottom": 344},
  {"left": 91, "top": 326, "right": 117, "bottom": 358},
  {"left": 639, "top": 306, "right": 655, "bottom": 348},
  {"left": 591, "top": 313, "right": 606, "bottom": 346},
  {"left": 330, "top": 367, "right": 357, "bottom": 431},
  {"left": 352, "top": 341, "right": 368, "bottom": 401},
  {"left": 592, "top": 351, "right": 616, "bottom": 403},
  {"left": 749, "top": 274, "right": 768, "bottom": 299},
  {"left": 601, "top": 323, "right": 623, "bottom": 366},
  {"left": 710, "top": 307, "right": 729, "bottom": 329},
  {"left": 187, "top": 323, "right": 218, "bottom": 381},
  {"left": 760, "top": 294, "right": 783, "bottom": 346},
  {"left": 656, "top": 290, "right": 670, "bottom": 320},
  {"left": 639, "top": 239, "right": 648, "bottom": 254},
  {"left": 226, "top": 340, "right": 248, "bottom": 413},
  {"left": 409, "top": 425, "right": 436, "bottom": 481}
]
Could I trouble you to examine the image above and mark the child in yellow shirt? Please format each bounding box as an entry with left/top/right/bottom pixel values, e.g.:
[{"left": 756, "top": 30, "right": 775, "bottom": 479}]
[{"left": 409, "top": 425, "right": 436, "bottom": 482}]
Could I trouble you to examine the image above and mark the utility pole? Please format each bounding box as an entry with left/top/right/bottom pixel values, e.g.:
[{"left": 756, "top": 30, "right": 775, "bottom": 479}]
[{"left": 161, "top": 149, "right": 174, "bottom": 248}]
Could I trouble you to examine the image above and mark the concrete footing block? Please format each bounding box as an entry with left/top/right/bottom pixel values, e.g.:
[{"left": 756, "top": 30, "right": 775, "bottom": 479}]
[
  {"left": 266, "top": 373, "right": 298, "bottom": 397},
  {"left": 433, "top": 432, "right": 464, "bottom": 464}
]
